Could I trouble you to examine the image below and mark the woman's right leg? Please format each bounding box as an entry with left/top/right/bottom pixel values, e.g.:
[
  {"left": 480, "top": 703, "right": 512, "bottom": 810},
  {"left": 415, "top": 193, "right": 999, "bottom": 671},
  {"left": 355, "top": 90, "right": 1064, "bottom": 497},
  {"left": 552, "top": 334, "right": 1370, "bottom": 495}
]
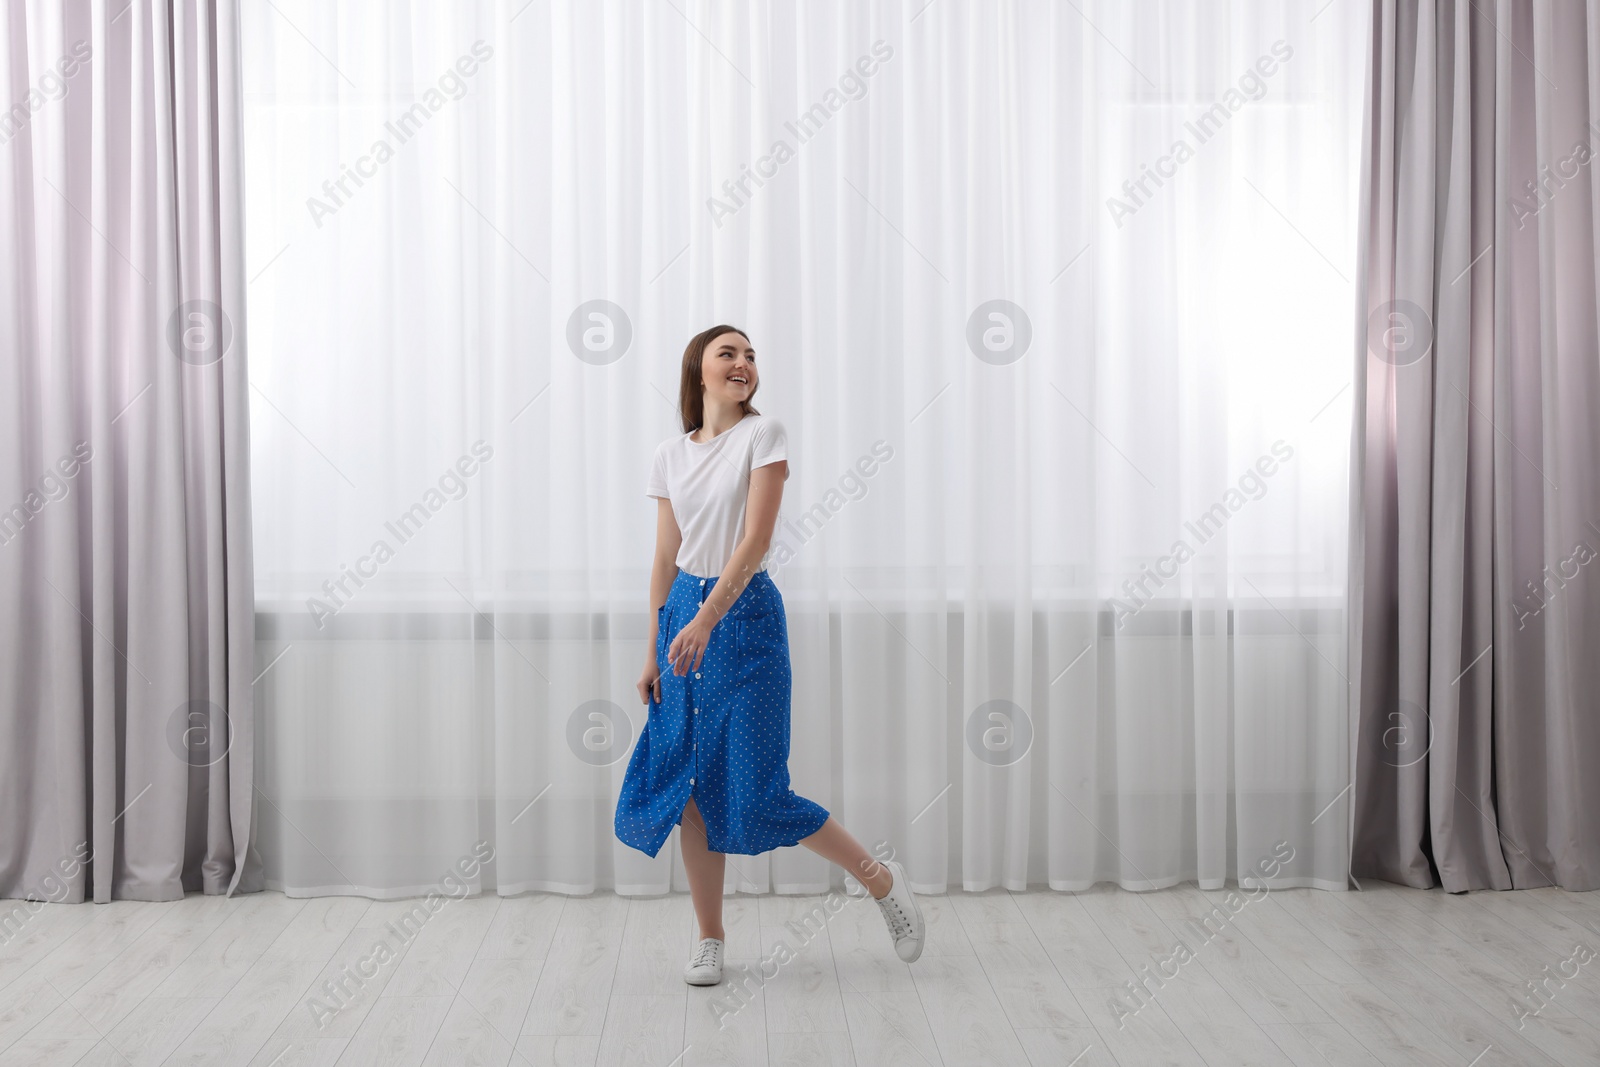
[{"left": 679, "top": 796, "right": 726, "bottom": 941}]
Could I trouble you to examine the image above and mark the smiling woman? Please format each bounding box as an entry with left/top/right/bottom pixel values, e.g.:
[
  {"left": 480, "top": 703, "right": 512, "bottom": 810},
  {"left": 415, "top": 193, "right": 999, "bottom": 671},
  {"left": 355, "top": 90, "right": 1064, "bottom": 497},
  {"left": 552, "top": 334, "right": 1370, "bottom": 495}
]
[{"left": 616, "top": 323, "right": 928, "bottom": 978}]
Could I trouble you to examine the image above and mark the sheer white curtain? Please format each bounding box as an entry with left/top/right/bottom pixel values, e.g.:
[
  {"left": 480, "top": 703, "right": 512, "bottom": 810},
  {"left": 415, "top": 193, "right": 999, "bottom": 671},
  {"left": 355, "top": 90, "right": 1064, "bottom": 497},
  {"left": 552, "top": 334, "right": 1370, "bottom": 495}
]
[{"left": 242, "top": 0, "right": 1367, "bottom": 898}]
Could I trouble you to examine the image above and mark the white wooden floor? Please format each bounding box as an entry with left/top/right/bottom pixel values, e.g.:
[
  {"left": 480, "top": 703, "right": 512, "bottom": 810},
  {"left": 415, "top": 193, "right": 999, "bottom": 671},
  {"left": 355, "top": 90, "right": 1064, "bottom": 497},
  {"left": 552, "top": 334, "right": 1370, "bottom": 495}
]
[{"left": 1, "top": 879, "right": 1598, "bottom": 1066}]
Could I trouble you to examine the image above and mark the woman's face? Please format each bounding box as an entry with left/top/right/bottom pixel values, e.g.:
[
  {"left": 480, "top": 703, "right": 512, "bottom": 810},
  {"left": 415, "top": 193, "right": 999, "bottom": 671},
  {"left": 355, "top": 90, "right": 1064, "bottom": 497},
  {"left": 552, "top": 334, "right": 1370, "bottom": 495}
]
[{"left": 701, "top": 331, "right": 756, "bottom": 406}]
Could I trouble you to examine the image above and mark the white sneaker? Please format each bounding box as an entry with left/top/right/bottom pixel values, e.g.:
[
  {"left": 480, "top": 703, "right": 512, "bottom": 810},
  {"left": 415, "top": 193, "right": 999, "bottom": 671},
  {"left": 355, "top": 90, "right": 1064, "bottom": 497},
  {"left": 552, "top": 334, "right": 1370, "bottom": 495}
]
[
  {"left": 683, "top": 937, "right": 724, "bottom": 985},
  {"left": 873, "top": 859, "right": 925, "bottom": 962}
]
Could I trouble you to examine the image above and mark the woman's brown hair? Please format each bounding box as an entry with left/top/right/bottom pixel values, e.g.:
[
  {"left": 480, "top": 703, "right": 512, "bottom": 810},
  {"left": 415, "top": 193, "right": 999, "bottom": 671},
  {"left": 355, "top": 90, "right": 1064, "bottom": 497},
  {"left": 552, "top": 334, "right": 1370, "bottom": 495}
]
[{"left": 678, "top": 324, "right": 760, "bottom": 432}]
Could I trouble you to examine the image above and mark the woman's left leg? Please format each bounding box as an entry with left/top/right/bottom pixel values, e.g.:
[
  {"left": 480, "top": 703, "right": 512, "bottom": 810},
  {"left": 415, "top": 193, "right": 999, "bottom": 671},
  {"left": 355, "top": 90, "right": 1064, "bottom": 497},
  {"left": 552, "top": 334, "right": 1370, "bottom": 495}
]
[{"left": 797, "top": 816, "right": 893, "bottom": 898}]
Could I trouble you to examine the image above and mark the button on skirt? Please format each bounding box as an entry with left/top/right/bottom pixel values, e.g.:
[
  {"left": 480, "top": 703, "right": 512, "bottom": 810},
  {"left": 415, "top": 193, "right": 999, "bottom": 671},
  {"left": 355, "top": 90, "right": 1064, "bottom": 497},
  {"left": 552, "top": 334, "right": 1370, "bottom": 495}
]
[{"left": 614, "top": 568, "right": 830, "bottom": 858}]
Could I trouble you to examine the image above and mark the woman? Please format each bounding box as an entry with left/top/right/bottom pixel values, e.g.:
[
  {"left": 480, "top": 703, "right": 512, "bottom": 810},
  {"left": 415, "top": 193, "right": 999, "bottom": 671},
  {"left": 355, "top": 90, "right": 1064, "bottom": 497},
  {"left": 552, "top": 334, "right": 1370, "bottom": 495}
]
[{"left": 614, "top": 324, "right": 924, "bottom": 986}]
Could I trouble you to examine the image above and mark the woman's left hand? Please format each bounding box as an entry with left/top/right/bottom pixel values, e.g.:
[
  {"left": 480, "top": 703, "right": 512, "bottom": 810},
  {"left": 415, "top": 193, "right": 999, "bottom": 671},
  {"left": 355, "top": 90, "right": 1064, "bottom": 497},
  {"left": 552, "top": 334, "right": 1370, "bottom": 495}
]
[{"left": 667, "top": 612, "right": 717, "bottom": 675}]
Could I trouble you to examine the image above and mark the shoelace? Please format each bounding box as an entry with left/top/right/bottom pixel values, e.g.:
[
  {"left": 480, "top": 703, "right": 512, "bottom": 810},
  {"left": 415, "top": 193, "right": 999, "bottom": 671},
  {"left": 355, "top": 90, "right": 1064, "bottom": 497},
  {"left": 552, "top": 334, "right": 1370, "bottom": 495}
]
[
  {"left": 690, "top": 940, "right": 721, "bottom": 968},
  {"left": 876, "top": 893, "right": 911, "bottom": 939}
]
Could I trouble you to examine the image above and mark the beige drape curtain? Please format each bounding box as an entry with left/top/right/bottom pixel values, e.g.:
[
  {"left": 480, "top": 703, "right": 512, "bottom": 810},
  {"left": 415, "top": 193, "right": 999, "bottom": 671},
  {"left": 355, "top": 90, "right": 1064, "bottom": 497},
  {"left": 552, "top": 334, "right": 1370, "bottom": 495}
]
[
  {"left": 0, "top": 0, "right": 260, "bottom": 902},
  {"left": 1351, "top": 0, "right": 1600, "bottom": 891}
]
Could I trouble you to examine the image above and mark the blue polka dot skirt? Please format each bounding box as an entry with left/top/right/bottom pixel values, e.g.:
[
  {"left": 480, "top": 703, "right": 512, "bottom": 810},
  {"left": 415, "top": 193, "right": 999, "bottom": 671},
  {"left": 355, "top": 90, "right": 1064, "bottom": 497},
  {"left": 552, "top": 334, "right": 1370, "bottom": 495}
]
[{"left": 615, "top": 568, "right": 831, "bottom": 858}]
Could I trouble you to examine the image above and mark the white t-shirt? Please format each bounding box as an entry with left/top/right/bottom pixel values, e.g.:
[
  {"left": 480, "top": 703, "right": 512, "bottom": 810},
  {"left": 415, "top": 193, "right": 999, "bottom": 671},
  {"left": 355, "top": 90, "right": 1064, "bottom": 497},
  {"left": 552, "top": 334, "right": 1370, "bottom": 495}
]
[{"left": 646, "top": 413, "right": 789, "bottom": 577}]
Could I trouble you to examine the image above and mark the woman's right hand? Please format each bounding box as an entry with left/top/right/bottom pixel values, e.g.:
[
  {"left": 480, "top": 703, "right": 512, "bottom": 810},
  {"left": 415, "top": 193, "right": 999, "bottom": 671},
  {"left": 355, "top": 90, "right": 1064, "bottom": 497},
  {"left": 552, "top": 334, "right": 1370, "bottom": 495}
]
[{"left": 637, "top": 659, "right": 661, "bottom": 706}]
